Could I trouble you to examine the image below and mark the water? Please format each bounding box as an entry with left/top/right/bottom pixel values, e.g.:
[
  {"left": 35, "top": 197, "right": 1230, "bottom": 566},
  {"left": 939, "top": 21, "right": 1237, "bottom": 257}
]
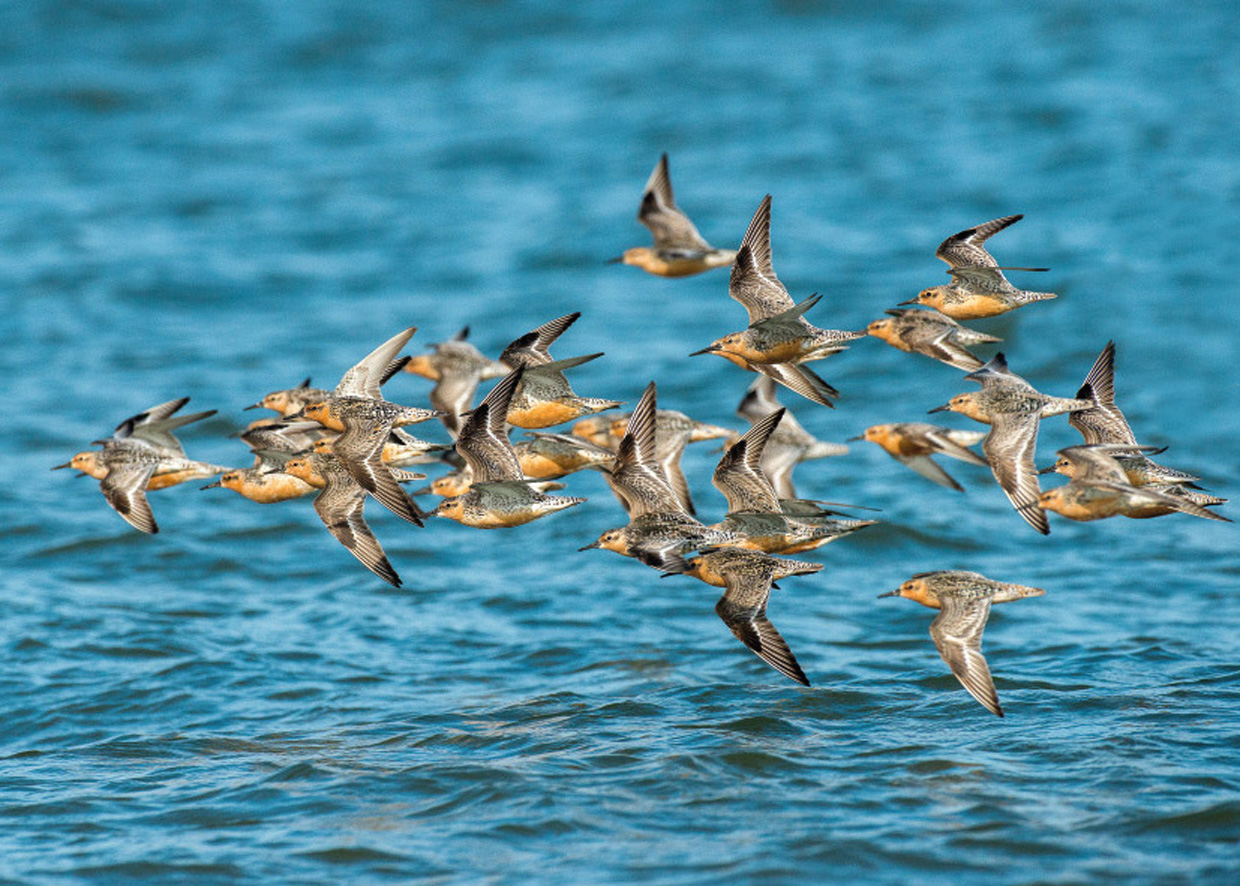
[{"left": 4, "top": 1, "right": 1239, "bottom": 883}]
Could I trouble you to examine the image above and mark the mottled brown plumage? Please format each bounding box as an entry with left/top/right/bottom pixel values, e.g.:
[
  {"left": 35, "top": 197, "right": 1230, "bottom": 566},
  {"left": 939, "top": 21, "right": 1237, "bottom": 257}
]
[
  {"left": 880, "top": 570, "right": 1045, "bottom": 717},
  {"left": 611, "top": 154, "right": 736, "bottom": 277},
  {"left": 665, "top": 547, "right": 822, "bottom": 686}
]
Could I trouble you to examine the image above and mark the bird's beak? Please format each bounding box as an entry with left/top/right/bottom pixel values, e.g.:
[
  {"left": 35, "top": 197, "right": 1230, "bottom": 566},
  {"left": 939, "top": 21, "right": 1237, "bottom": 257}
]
[
  {"left": 201, "top": 480, "right": 222, "bottom": 489},
  {"left": 578, "top": 541, "right": 601, "bottom": 551},
  {"left": 846, "top": 434, "right": 865, "bottom": 442},
  {"left": 927, "top": 403, "right": 950, "bottom": 414},
  {"left": 243, "top": 401, "right": 263, "bottom": 411},
  {"left": 689, "top": 344, "right": 720, "bottom": 357},
  {"left": 876, "top": 590, "right": 900, "bottom": 599},
  {"left": 897, "top": 297, "right": 919, "bottom": 306},
  {"left": 1037, "top": 465, "right": 1058, "bottom": 475},
  {"left": 285, "top": 408, "right": 306, "bottom": 420},
  {"left": 51, "top": 461, "right": 73, "bottom": 470},
  {"left": 605, "top": 255, "right": 624, "bottom": 265}
]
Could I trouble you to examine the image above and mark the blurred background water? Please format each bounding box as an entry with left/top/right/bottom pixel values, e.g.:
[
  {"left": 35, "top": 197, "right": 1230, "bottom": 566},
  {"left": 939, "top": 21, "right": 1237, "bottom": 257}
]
[{"left": 3, "top": 1, "right": 1239, "bottom": 884}]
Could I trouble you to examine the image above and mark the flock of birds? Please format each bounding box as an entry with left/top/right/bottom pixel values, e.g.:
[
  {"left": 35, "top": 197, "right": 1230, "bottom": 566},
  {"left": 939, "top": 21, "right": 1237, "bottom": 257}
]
[{"left": 56, "top": 155, "right": 1229, "bottom": 717}]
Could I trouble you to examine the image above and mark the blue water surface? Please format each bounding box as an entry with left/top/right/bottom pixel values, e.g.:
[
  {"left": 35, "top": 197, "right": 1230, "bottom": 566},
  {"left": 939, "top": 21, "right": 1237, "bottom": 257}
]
[{"left": 3, "top": 2, "right": 1239, "bottom": 884}]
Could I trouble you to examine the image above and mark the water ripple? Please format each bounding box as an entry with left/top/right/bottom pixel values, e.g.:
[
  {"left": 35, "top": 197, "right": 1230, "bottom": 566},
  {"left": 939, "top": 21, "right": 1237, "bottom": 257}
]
[{"left": 3, "top": 1, "right": 1239, "bottom": 885}]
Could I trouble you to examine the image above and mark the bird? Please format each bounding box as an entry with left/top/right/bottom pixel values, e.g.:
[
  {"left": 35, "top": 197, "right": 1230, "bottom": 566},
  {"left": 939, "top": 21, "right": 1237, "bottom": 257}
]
[
  {"left": 498, "top": 312, "right": 581, "bottom": 368},
  {"left": 570, "top": 413, "right": 625, "bottom": 451},
  {"left": 1115, "top": 487, "right": 1229, "bottom": 520},
  {"left": 418, "top": 468, "right": 474, "bottom": 499},
  {"left": 84, "top": 397, "right": 218, "bottom": 460},
  {"left": 710, "top": 408, "right": 875, "bottom": 553},
  {"left": 734, "top": 376, "right": 848, "bottom": 498},
  {"left": 55, "top": 397, "right": 223, "bottom": 534},
  {"left": 498, "top": 313, "right": 621, "bottom": 429},
  {"left": 879, "top": 570, "right": 1046, "bottom": 717},
  {"left": 201, "top": 450, "right": 316, "bottom": 504},
  {"left": 594, "top": 382, "right": 690, "bottom": 521},
  {"left": 1067, "top": 340, "right": 1138, "bottom": 446},
  {"left": 580, "top": 382, "right": 742, "bottom": 571},
  {"left": 430, "top": 367, "right": 586, "bottom": 528},
  {"left": 931, "top": 353, "right": 1095, "bottom": 534},
  {"left": 709, "top": 196, "right": 847, "bottom": 406},
  {"left": 311, "top": 436, "right": 427, "bottom": 478},
  {"left": 1037, "top": 445, "right": 1230, "bottom": 524},
  {"left": 608, "top": 153, "right": 737, "bottom": 277},
  {"left": 402, "top": 325, "right": 508, "bottom": 436},
  {"left": 235, "top": 419, "right": 332, "bottom": 453},
  {"left": 294, "top": 326, "right": 439, "bottom": 527},
  {"left": 514, "top": 432, "right": 616, "bottom": 480},
  {"left": 505, "top": 353, "right": 621, "bottom": 429},
  {"left": 771, "top": 499, "right": 879, "bottom": 545},
  {"left": 310, "top": 430, "right": 447, "bottom": 469},
  {"left": 283, "top": 450, "right": 410, "bottom": 587},
  {"left": 712, "top": 408, "right": 787, "bottom": 515},
  {"left": 1040, "top": 447, "right": 1202, "bottom": 490},
  {"left": 900, "top": 215, "right": 1056, "bottom": 319},
  {"left": 693, "top": 293, "right": 864, "bottom": 367},
  {"left": 415, "top": 462, "right": 568, "bottom": 498},
  {"left": 605, "top": 408, "right": 733, "bottom": 516},
  {"left": 202, "top": 420, "right": 325, "bottom": 503},
  {"left": 1062, "top": 340, "right": 1213, "bottom": 493},
  {"left": 245, "top": 378, "right": 333, "bottom": 417},
  {"left": 663, "top": 547, "right": 822, "bottom": 686},
  {"left": 864, "top": 307, "right": 1001, "bottom": 371},
  {"left": 851, "top": 422, "right": 988, "bottom": 492},
  {"left": 726, "top": 195, "right": 796, "bottom": 324}
]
